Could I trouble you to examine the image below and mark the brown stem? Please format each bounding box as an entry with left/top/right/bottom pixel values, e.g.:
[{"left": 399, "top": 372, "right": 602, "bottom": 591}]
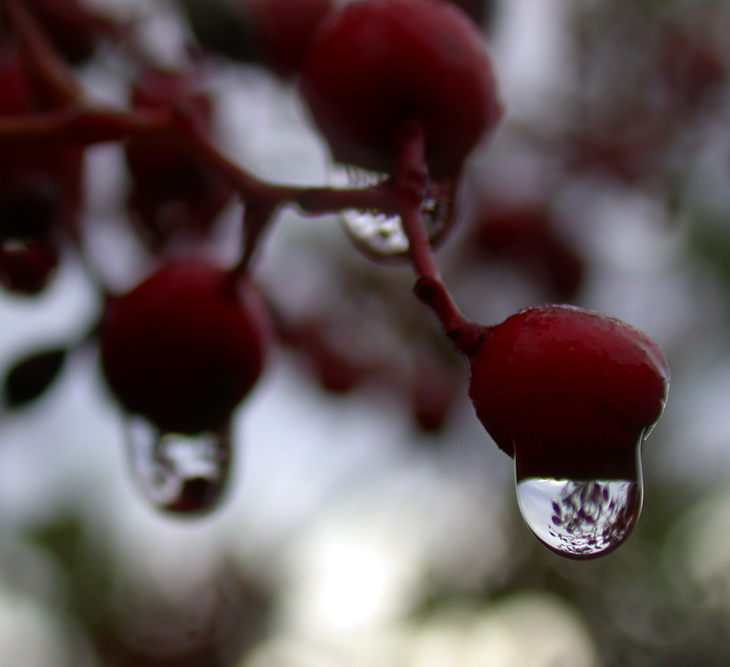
[
  {"left": 167, "top": 104, "right": 290, "bottom": 202},
  {"left": 295, "top": 186, "right": 400, "bottom": 217}
]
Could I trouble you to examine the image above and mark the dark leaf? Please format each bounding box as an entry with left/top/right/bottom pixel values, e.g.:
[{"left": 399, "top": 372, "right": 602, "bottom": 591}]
[{"left": 4, "top": 348, "right": 67, "bottom": 408}]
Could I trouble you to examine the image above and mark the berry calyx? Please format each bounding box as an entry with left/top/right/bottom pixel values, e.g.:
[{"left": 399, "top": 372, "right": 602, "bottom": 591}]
[
  {"left": 100, "top": 260, "right": 270, "bottom": 435},
  {"left": 467, "top": 305, "right": 669, "bottom": 482},
  {"left": 299, "top": 0, "right": 503, "bottom": 179}
]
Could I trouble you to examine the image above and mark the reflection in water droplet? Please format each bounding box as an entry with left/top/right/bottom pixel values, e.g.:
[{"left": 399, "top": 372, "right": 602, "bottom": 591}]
[
  {"left": 516, "top": 476, "right": 643, "bottom": 559},
  {"left": 332, "top": 166, "right": 454, "bottom": 259},
  {"left": 126, "top": 416, "right": 233, "bottom": 517}
]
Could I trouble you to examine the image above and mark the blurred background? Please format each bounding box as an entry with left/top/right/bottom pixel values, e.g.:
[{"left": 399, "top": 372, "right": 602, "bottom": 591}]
[{"left": 0, "top": 0, "right": 729, "bottom": 664}]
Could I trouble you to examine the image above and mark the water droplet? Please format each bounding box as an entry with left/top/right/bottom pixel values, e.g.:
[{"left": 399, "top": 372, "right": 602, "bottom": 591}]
[
  {"left": 126, "top": 416, "right": 233, "bottom": 517},
  {"left": 515, "top": 448, "right": 644, "bottom": 559},
  {"left": 332, "top": 166, "right": 455, "bottom": 260}
]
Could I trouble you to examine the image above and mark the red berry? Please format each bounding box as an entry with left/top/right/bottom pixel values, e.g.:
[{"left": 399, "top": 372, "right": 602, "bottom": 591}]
[
  {"left": 0, "top": 180, "right": 59, "bottom": 240},
  {"left": 468, "top": 305, "right": 669, "bottom": 481},
  {"left": 0, "top": 45, "right": 84, "bottom": 252},
  {"left": 0, "top": 237, "right": 58, "bottom": 295},
  {"left": 299, "top": 0, "right": 502, "bottom": 179},
  {"left": 471, "top": 204, "right": 585, "bottom": 300},
  {"left": 124, "top": 69, "right": 233, "bottom": 250},
  {"left": 100, "top": 260, "right": 270, "bottom": 435}
]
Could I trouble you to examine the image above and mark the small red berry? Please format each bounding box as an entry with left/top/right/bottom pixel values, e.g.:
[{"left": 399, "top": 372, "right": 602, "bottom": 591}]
[
  {"left": 0, "top": 46, "right": 83, "bottom": 296},
  {"left": 468, "top": 305, "right": 669, "bottom": 482},
  {"left": 299, "top": 0, "right": 502, "bottom": 179},
  {"left": 0, "top": 237, "right": 58, "bottom": 295},
  {"left": 100, "top": 260, "right": 271, "bottom": 435},
  {"left": 124, "top": 69, "right": 233, "bottom": 250},
  {"left": 448, "top": 0, "right": 494, "bottom": 27},
  {"left": 470, "top": 203, "right": 585, "bottom": 300}
]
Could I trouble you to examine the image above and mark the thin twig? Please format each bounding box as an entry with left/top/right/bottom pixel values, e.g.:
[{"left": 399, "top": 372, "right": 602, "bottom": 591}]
[{"left": 5, "top": 0, "right": 83, "bottom": 107}]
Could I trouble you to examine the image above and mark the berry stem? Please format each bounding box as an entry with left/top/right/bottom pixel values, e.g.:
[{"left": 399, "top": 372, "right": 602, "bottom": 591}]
[
  {"left": 0, "top": 49, "right": 467, "bottom": 289},
  {"left": 295, "top": 186, "right": 400, "bottom": 217},
  {"left": 0, "top": 107, "right": 411, "bottom": 219},
  {"left": 392, "top": 123, "right": 483, "bottom": 356},
  {"left": 166, "top": 104, "right": 295, "bottom": 204},
  {"left": 233, "top": 200, "right": 280, "bottom": 278},
  {"left": 393, "top": 122, "right": 438, "bottom": 279},
  {"left": 414, "top": 277, "right": 483, "bottom": 356}
]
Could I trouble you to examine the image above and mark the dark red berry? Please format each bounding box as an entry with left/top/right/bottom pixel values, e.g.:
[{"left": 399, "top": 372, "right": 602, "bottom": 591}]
[
  {"left": 124, "top": 69, "right": 233, "bottom": 250},
  {"left": 0, "top": 179, "right": 60, "bottom": 239},
  {"left": 468, "top": 305, "right": 669, "bottom": 481},
  {"left": 100, "top": 260, "right": 271, "bottom": 435},
  {"left": 299, "top": 0, "right": 502, "bottom": 179},
  {"left": 411, "top": 357, "right": 461, "bottom": 433},
  {"left": 658, "top": 25, "right": 726, "bottom": 109},
  {"left": 0, "top": 237, "right": 59, "bottom": 295},
  {"left": 0, "top": 45, "right": 83, "bottom": 292},
  {"left": 471, "top": 204, "right": 585, "bottom": 300}
]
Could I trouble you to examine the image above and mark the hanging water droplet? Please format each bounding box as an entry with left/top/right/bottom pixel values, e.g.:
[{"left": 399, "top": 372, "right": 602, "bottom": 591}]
[
  {"left": 515, "top": 451, "right": 644, "bottom": 559},
  {"left": 331, "top": 166, "right": 455, "bottom": 260},
  {"left": 126, "top": 416, "right": 233, "bottom": 517}
]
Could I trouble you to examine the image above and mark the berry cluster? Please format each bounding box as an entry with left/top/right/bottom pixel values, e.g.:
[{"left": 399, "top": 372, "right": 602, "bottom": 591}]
[{"left": 0, "top": 0, "right": 672, "bottom": 557}]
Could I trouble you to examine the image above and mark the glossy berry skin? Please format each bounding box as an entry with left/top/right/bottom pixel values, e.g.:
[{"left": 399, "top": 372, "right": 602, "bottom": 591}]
[
  {"left": 299, "top": 0, "right": 502, "bottom": 179},
  {"left": 468, "top": 305, "right": 669, "bottom": 481},
  {"left": 100, "top": 261, "right": 270, "bottom": 435}
]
